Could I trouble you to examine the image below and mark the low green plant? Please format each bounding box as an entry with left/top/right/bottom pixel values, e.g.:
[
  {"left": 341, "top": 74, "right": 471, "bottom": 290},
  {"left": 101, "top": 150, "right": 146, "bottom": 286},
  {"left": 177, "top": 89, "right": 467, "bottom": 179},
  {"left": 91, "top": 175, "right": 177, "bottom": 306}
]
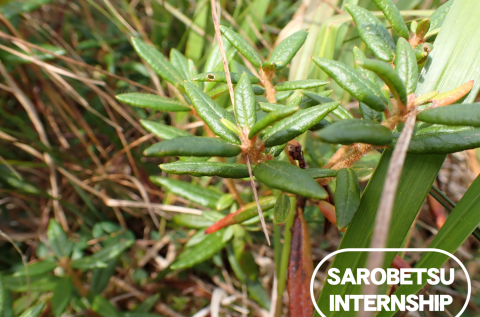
[{"left": 119, "top": 0, "right": 480, "bottom": 315}]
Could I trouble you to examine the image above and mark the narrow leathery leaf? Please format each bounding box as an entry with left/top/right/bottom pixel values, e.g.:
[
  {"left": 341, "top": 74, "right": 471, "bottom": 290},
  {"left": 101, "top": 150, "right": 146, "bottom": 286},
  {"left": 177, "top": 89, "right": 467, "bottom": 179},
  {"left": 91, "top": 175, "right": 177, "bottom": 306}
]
[
  {"left": 317, "top": 201, "right": 338, "bottom": 226},
  {"left": 52, "top": 277, "right": 73, "bottom": 317},
  {"left": 333, "top": 106, "right": 355, "bottom": 120},
  {"left": 429, "top": 80, "right": 475, "bottom": 107},
  {"left": 140, "top": 120, "right": 191, "bottom": 140},
  {"left": 216, "top": 194, "right": 235, "bottom": 211},
  {"left": 133, "top": 294, "right": 161, "bottom": 313},
  {"left": 395, "top": 38, "right": 418, "bottom": 95},
  {"left": 414, "top": 91, "right": 439, "bottom": 106},
  {"left": 248, "top": 106, "right": 299, "bottom": 138},
  {"left": 306, "top": 168, "right": 338, "bottom": 179},
  {"left": 417, "top": 103, "right": 480, "bottom": 126},
  {"left": 19, "top": 303, "right": 45, "bottom": 317},
  {"left": 131, "top": 38, "right": 183, "bottom": 87},
  {"left": 359, "top": 102, "right": 383, "bottom": 122},
  {"left": 345, "top": 4, "right": 395, "bottom": 62},
  {"left": 378, "top": 175, "right": 480, "bottom": 317},
  {"left": 286, "top": 95, "right": 303, "bottom": 107},
  {"left": 415, "top": 18, "right": 430, "bottom": 40},
  {"left": 184, "top": 81, "right": 240, "bottom": 144},
  {"left": 274, "top": 79, "right": 329, "bottom": 91},
  {"left": 312, "top": 57, "right": 387, "bottom": 111},
  {"left": 371, "top": 0, "right": 409, "bottom": 39},
  {"left": 261, "top": 61, "right": 276, "bottom": 71},
  {"left": 150, "top": 176, "right": 222, "bottom": 209},
  {"left": 398, "top": 126, "right": 480, "bottom": 154},
  {"left": 116, "top": 93, "right": 191, "bottom": 112},
  {"left": 205, "top": 196, "right": 277, "bottom": 233},
  {"left": 13, "top": 260, "right": 57, "bottom": 277},
  {"left": 352, "top": 46, "right": 377, "bottom": 84},
  {"left": 246, "top": 280, "right": 271, "bottom": 309},
  {"left": 172, "top": 214, "right": 213, "bottom": 229},
  {"left": 317, "top": 118, "right": 393, "bottom": 145},
  {"left": 309, "top": 119, "right": 331, "bottom": 131},
  {"left": 268, "top": 144, "right": 287, "bottom": 157},
  {"left": 252, "top": 84, "right": 266, "bottom": 95},
  {"left": 235, "top": 73, "right": 257, "bottom": 129},
  {"left": 220, "top": 26, "right": 262, "bottom": 68},
  {"left": 169, "top": 48, "right": 189, "bottom": 80},
  {"left": 220, "top": 119, "right": 242, "bottom": 136},
  {"left": 276, "top": 91, "right": 294, "bottom": 101},
  {"left": 302, "top": 91, "right": 335, "bottom": 106},
  {"left": 263, "top": 102, "right": 339, "bottom": 141},
  {"left": 192, "top": 71, "right": 260, "bottom": 84},
  {"left": 90, "top": 260, "right": 117, "bottom": 294},
  {"left": 188, "top": 59, "right": 200, "bottom": 87},
  {"left": 426, "top": 0, "right": 454, "bottom": 37},
  {"left": 47, "top": 219, "right": 73, "bottom": 259},
  {"left": 254, "top": 161, "right": 327, "bottom": 199},
  {"left": 91, "top": 295, "right": 119, "bottom": 317},
  {"left": 71, "top": 240, "right": 134, "bottom": 270},
  {"left": 144, "top": 137, "right": 241, "bottom": 157},
  {"left": 258, "top": 102, "right": 287, "bottom": 112},
  {"left": 160, "top": 161, "right": 249, "bottom": 178},
  {"left": 207, "top": 84, "right": 229, "bottom": 99},
  {"left": 357, "top": 59, "right": 407, "bottom": 105},
  {"left": 318, "top": 1, "right": 480, "bottom": 313},
  {"left": 171, "top": 229, "right": 225, "bottom": 270},
  {"left": 287, "top": 210, "right": 314, "bottom": 317},
  {"left": 410, "top": 20, "right": 418, "bottom": 33},
  {"left": 267, "top": 30, "right": 308, "bottom": 71},
  {"left": 334, "top": 168, "right": 361, "bottom": 229},
  {"left": 273, "top": 195, "right": 291, "bottom": 225},
  {"left": 264, "top": 102, "right": 339, "bottom": 147}
]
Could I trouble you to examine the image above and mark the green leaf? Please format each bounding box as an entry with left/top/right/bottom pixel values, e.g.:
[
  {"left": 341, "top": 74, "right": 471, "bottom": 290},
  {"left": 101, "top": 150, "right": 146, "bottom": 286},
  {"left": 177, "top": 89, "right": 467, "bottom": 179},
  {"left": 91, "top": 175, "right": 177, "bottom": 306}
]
[
  {"left": 413, "top": 43, "right": 432, "bottom": 63},
  {"left": 394, "top": 38, "right": 418, "bottom": 95},
  {"left": 312, "top": 57, "right": 387, "bottom": 111},
  {"left": 133, "top": 293, "right": 160, "bottom": 313},
  {"left": 90, "top": 259, "right": 117, "bottom": 294},
  {"left": 378, "top": 175, "right": 480, "bottom": 317},
  {"left": 171, "top": 229, "right": 226, "bottom": 270},
  {"left": 160, "top": 161, "right": 249, "bottom": 178},
  {"left": 258, "top": 102, "right": 288, "bottom": 113},
  {"left": 274, "top": 79, "right": 329, "bottom": 91},
  {"left": 371, "top": 0, "right": 409, "bottom": 39},
  {"left": 345, "top": 4, "right": 396, "bottom": 62},
  {"left": 184, "top": 81, "right": 240, "bottom": 144},
  {"left": 51, "top": 277, "right": 72, "bottom": 317},
  {"left": 253, "top": 161, "right": 327, "bottom": 199},
  {"left": 267, "top": 30, "right": 308, "bottom": 71},
  {"left": 19, "top": 303, "right": 44, "bottom": 317},
  {"left": 220, "top": 26, "right": 262, "bottom": 68},
  {"left": 306, "top": 168, "right": 338, "bottom": 179},
  {"left": 252, "top": 84, "right": 266, "bottom": 95},
  {"left": 275, "top": 91, "right": 295, "bottom": 101},
  {"left": 216, "top": 194, "right": 235, "bottom": 211},
  {"left": 235, "top": 73, "right": 257, "bottom": 129},
  {"left": 426, "top": 0, "right": 454, "bottom": 38},
  {"left": 353, "top": 47, "right": 383, "bottom": 122},
  {"left": 131, "top": 38, "right": 184, "bottom": 87},
  {"left": 263, "top": 102, "right": 339, "bottom": 147},
  {"left": 47, "top": 219, "right": 73, "bottom": 259},
  {"left": 71, "top": 240, "right": 134, "bottom": 270},
  {"left": 248, "top": 106, "right": 299, "bottom": 138},
  {"left": 144, "top": 137, "right": 241, "bottom": 157},
  {"left": 357, "top": 59, "right": 407, "bottom": 105},
  {"left": 150, "top": 176, "right": 222, "bottom": 209},
  {"left": 140, "top": 120, "right": 190, "bottom": 140},
  {"left": 416, "top": 103, "right": 480, "bottom": 126},
  {"left": 316, "top": 0, "right": 480, "bottom": 313},
  {"left": 91, "top": 295, "right": 119, "bottom": 317},
  {"left": 207, "top": 84, "right": 229, "bottom": 99},
  {"left": 396, "top": 126, "right": 480, "bottom": 154},
  {"left": 116, "top": 93, "right": 191, "bottom": 112},
  {"left": 13, "top": 260, "right": 57, "bottom": 277},
  {"left": 169, "top": 48, "right": 189, "bottom": 80},
  {"left": 273, "top": 194, "right": 291, "bottom": 225},
  {"left": 172, "top": 214, "right": 214, "bottom": 229},
  {"left": 334, "top": 168, "right": 360, "bottom": 229},
  {"left": 415, "top": 18, "right": 430, "bottom": 40},
  {"left": 220, "top": 119, "right": 242, "bottom": 136},
  {"left": 317, "top": 118, "right": 393, "bottom": 145},
  {"left": 192, "top": 71, "right": 260, "bottom": 84}
]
